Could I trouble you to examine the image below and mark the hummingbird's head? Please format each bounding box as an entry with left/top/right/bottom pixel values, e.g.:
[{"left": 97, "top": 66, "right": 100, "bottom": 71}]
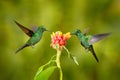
[
  {"left": 71, "top": 29, "right": 82, "bottom": 35},
  {"left": 38, "top": 26, "right": 48, "bottom": 32}
]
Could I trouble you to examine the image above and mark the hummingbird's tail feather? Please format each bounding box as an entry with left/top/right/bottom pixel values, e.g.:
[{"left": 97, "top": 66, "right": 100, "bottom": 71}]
[
  {"left": 89, "top": 45, "right": 99, "bottom": 62},
  {"left": 15, "top": 44, "right": 28, "bottom": 54}
]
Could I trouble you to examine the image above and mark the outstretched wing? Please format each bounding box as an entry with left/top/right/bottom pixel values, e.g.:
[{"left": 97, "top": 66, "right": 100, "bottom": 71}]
[
  {"left": 89, "top": 33, "right": 110, "bottom": 45},
  {"left": 32, "top": 26, "right": 38, "bottom": 32},
  {"left": 83, "top": 28, "right": 89, "bottom": 35},
  {"left": 14, "top": 21, "right": 34, "bottom": 37}
]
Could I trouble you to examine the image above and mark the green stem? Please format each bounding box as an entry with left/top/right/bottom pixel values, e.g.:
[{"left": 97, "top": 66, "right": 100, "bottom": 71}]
[
  {"left": 63, "top": 46, "right": 79, "bottom": 65},
  {"left": 56, "top": 49, "right": 63, "bottom": 80}
]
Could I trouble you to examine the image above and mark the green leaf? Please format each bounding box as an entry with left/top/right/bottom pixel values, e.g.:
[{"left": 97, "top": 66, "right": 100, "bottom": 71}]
[
  {"left": 34, "top": 66, "right": 57, "bottom": 80},
  {"left": 34, "top": 55, "right": 56, "bottom": 80}
]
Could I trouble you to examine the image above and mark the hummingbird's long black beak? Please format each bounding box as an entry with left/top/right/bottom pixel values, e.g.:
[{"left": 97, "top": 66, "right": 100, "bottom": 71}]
[
  {"left": 46, "top": 29, "right": 50, "bottom": 32},
  {"left": 70, "top": 32, "right": 75, "bottom": 35},
  {"left": 45, "top": 29, "right": 52, "bottom": 32}
]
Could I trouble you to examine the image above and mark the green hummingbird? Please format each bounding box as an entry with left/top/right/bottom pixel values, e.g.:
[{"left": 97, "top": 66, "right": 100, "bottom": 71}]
[
  {"left": 15, "top": 21, "right": 48, "bottom": 53},
  {"left": 71, "top": 29, "right": 110, "bottom": 62}
]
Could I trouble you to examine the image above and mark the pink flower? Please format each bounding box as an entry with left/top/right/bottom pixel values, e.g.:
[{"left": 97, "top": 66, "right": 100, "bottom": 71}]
[{"left": 51, "top": 31, "right": 71, "bottom": 50}]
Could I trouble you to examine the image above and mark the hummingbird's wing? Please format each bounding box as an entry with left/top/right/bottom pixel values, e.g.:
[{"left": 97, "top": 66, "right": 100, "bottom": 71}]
[
  {"left": 89, "top": 45, "right": 99, "bottom": 62},
  {"left": 88, "top": 33, "right": 110, "bottom": 45},
  {"left": 32, "top": 26, "right": 38, "bottom": 32},
  {"left": 14, "top": 21, "right": 34, "bottom": 37},
  {"left": 83, "top": 28, "right": 89, "bottom": 35}
]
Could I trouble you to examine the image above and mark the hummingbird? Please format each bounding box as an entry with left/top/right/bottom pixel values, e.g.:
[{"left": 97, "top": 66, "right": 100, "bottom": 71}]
[
  {"left": 15, "top": 21, "right": 48, "bottom": 53},
  {"left": 71, "top": 29, "right": 110, "bottom": 62}
]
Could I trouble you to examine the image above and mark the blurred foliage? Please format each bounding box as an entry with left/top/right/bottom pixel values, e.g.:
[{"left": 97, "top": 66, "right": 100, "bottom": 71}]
[{"left": 0, "top": 0, "right": 120, "bottom": 80}]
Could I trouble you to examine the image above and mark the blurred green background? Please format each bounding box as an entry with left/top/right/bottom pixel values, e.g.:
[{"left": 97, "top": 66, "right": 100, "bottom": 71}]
[{"left": 0, "top": 0, "right": 120, "bottom": 80}]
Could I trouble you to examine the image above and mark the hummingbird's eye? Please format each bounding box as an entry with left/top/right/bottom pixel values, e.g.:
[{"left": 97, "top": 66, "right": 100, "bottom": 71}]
[{"left": 77, "top": 30, "right": 79, "bottom": 33}]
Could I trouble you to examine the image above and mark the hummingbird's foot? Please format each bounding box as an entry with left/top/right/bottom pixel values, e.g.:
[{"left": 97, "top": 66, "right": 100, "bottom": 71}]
[
  {"left": 85, "top": 48, "right": 89, "bottom": 52},
  {"left": 31, "top": 45, "right": 35, "bottom": 48}
]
